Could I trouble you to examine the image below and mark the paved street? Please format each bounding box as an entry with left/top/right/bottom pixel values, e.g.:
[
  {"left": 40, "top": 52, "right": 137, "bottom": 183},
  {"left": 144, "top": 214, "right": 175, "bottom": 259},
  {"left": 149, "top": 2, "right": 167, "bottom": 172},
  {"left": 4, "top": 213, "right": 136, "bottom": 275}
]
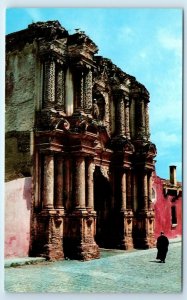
[{"left": 4, "top": 241, "right": 182, "bottom": 293}]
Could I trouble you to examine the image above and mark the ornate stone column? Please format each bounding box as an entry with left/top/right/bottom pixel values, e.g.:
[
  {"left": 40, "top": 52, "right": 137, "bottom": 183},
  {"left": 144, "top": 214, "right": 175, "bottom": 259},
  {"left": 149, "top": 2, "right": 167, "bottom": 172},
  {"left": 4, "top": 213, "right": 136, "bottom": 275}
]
[
  {"left": 64, "top": 159, "right": 71, "bottom": 211},
  {"left": 43, "top": 60, "right": 55, "bottom": 108},
  {"left": 136, "top": 99, "right": 145, "bottom": 138},
  {"left": 43, "top": 154, "right": 54, "bottom": 209},
  {"left": 115, "top": 92, "right": 125, "bottom": 136},
  {"left": 120, "top": 170, "right": 133, "bottom": 250},
  {"left": 87, "top": 160, "right": 94, "bottom": 210},
  {"left": 80, "top": 71, "right": 84, "bottom": 110},
  {"left": 84, "top": 68, "right": 93, "bottom": 113},
  {"left": 148, "top": 173, "right": 152, "bottom": 209},
  {"left": 124, "top": 96, "right": 130, "bottom": 139},
  {"left": 143, "top": 172, "right": 148, "bottom": 210},
  {"left": 145, "top": 101, "right": 150, "bottom": 140},
  {"left": 75, "top": 157, "right": 86, "bottom": 209},
  {"left": 126, "top": 171, "right": 132, "bottom": 209},
  {"left": 121, "top": 172, "right": 127, "bottom": 211},
  {"left": 55, "top": 156, "right": 64, "bottom": 209},
  {"left": 56, "top": 66, "right": 65, "bottom": 111},
  {"left": 132, "top": 173, "right": 138, "bottom": 211}
]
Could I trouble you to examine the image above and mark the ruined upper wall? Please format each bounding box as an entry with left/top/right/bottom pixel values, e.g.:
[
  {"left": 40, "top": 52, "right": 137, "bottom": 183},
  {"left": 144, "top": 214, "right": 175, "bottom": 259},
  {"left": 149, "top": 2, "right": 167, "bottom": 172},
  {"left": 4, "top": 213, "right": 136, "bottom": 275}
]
[{"left": 5, "top": 21, "right": 153, "bottom": 181}]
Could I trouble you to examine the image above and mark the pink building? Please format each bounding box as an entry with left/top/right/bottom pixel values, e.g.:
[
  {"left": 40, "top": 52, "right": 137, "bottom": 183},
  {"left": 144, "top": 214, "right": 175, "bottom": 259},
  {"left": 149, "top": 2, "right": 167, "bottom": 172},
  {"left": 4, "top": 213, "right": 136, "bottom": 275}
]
[{"left": 152, "top": 166, "right": 182, "bottom": 239}]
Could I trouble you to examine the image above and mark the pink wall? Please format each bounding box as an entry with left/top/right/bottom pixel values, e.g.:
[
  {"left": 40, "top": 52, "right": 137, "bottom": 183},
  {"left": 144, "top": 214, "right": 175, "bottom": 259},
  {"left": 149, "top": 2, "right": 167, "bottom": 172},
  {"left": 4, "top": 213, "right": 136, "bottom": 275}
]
[
  {"left": 5, "top": 177, "right": 32, "bottom": 258},
  {"left": 152, "top": 173, "right": 182, "bottom": 239}
]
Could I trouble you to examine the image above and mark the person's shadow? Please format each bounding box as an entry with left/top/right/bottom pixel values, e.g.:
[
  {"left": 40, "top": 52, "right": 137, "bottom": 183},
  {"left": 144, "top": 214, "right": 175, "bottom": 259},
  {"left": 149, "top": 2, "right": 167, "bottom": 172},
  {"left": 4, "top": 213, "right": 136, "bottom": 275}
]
[{"left": 149, "top": 260, "right": 162, "bottom": 263}]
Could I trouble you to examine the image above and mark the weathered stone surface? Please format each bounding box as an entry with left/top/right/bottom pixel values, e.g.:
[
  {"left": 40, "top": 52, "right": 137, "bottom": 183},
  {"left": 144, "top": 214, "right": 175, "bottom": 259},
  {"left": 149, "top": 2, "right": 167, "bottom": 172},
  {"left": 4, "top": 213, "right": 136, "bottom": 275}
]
[{"left": 6, "top": 21, "right": 157, "bottom": 261}]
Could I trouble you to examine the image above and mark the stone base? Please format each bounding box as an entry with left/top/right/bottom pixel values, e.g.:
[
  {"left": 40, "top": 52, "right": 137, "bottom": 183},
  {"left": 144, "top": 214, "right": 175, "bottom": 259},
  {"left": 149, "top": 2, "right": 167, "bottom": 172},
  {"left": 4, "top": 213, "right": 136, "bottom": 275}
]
[
  {"left": 119, "top": 237, "right": 134, "bottom": 250},
  {"left": 30, "top": 209, "right": 64, "bottom": 260},
  {"left": 63, "top": 211, "right": 100, "bottom": 260},
  {"left": 133, "top": 209, "right": 156, "bottom": 249},
  {"left": 119, "top": 209, "right": 134, "bottom": 250}
]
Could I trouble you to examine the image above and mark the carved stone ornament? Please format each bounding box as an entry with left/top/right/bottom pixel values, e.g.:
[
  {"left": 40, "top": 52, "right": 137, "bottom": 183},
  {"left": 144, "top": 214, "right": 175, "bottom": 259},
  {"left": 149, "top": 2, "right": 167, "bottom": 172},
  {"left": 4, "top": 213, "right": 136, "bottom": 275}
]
[
  {"left": 35, "top": 109, "right": 70, "bottom": 131},
  {"left": 109, "top": 136, "right": 134, "bottom": 152}
]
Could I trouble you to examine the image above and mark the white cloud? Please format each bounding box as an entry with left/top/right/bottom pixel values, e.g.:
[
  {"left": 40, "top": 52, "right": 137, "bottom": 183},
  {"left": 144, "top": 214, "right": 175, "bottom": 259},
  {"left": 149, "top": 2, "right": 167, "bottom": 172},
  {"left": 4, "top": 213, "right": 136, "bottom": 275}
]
[
  {"left": 152, "top": 131, "right": 179, "bottom": 147},
  {"left": 157, "top": 28, "right": 182, "bottom": 58},
  {"left": 24, "top": 8, "right": 44, "bottom": 23},
  {"left": 117, "top": 26, "right": 135, "bottom": 42}
]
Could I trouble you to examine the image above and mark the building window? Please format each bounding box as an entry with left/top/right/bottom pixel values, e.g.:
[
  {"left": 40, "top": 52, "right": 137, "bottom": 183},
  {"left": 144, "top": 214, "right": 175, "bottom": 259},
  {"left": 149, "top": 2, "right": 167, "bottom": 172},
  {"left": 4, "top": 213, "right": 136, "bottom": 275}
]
[
  {"left": 151, "top": 188, "right": 156, "bottom": 203},
  {"left": 171, "top": 206, "right": 177, "bottom": 227}
]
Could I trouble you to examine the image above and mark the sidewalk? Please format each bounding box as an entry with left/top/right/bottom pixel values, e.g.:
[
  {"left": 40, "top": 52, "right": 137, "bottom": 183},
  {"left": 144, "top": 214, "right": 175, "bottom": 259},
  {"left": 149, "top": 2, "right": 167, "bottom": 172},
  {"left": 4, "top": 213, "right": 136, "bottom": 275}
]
[
  {"left": 4, "top": 236, "right": 182, "bottom": 268},
  {"left": 4, "top": 257, "right": 46, "bottom": 268}
]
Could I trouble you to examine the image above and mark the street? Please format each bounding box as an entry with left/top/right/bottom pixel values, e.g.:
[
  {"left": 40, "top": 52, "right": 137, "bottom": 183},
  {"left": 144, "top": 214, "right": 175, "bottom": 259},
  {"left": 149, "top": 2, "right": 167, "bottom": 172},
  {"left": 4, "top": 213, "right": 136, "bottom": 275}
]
[{"left": 4, "top": 241, "right": 182, "bottom": 293}]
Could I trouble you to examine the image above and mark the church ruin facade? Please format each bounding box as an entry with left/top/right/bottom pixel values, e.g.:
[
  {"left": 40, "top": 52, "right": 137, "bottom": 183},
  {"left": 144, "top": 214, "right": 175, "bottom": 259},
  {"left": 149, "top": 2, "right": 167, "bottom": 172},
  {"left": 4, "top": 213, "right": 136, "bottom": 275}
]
[{"left": 6, "top": 21, "right": 157, "bottom": 260}]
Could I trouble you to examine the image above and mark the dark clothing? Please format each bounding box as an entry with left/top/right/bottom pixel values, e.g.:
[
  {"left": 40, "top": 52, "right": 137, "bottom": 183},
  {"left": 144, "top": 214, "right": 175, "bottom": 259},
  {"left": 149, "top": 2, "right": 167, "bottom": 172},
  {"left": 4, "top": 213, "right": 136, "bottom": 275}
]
[{"left": 156, "top": 235, "right": 169, "bottom": 262}]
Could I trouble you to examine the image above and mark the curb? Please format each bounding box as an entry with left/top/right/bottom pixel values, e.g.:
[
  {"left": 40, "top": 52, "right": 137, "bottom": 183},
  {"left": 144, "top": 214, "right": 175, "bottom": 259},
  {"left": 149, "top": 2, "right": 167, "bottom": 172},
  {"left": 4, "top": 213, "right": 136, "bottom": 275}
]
[{"left": 4, "top": 257, "right": 46, "bottom": 268}]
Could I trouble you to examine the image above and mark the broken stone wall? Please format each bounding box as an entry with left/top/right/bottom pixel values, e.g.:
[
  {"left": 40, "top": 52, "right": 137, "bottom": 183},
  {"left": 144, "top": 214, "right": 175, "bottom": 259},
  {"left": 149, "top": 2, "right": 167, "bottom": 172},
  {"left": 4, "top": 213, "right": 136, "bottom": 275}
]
[{"left": 5, "top": 43, "right": 37, "bottom": 181}]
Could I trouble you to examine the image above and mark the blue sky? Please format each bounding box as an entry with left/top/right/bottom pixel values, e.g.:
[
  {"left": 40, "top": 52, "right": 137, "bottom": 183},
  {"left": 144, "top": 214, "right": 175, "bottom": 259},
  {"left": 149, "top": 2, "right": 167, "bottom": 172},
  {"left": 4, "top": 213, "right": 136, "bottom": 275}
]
[{"left": 6, "top": 8, "right": 183, "bottom": 181}]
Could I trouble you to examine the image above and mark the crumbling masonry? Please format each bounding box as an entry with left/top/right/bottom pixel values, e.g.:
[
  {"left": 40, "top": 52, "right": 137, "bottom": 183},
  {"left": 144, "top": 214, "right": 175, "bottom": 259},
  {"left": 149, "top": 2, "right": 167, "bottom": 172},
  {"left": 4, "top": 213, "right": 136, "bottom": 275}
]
[{"left": 6, "top": 21, "right": 157, "bottom": 260}]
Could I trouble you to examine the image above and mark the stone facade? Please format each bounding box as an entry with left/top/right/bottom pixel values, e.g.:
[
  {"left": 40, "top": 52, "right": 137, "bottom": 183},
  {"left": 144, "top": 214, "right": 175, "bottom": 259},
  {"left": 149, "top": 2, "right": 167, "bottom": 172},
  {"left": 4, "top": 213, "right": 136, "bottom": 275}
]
[{"left": 6, "top": 21, "right": 157, "bottom": 260}]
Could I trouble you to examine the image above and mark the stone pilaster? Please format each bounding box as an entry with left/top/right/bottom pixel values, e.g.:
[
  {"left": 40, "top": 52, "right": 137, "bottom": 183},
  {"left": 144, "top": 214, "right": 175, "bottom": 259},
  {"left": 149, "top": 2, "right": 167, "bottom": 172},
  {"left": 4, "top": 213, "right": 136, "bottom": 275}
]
[
  {"left": 104, "top": 93, "right": 110, "bottom": 132},
  {"left": 124, "top": 96, "right": 130, "bottom": 139},
  {"left": 121, "top": 172, "right": 127, "bottom": 211},
  {"left": 126, "top": 171, "right": 132, "bottom": 209},
  {"left": 56, "top": 66, "right": 65, "bottom": 111},
  {"left": 84, "top": 68, "right": 93, "bottom": 113},
  {"left": 34, "top": 151, "right": 41, "bottom": 209},
  {"left": 143, "top": 172, "right": 148, "bottom": 210},
  {"left": 136, "top": 99, "right": 145, "bottom": 139},
  {"left": 43, "top": 60, "right": 55, "bottom": 108},
  {"left": 75, "top": 157, "right": 86, "bottom": 209},
  {"left": 144, "top": 101, "right": 150, "bottom": 139},
  {"left": 80, "top": 71, "right": 84, "bottom": 109},
  {"left": 119, "top": 170, "right": 133, "bottom": 250},
  {"left": 132, "top": 173, "right": 138, "bottom": 211},
  {"left": 115, "top": 93, "right": 125, "bottom": 136},
  {"left": 43, "top": 154, "right": 54, "bottom": 209},
  {"left": 87, "top": 160, "right": 94, "bottom": 210},
  {"left": 148, "top": 173, "right": 152, "bottom": 209},
  {"left": 55, "top": 156, "right": 64, "bottom": 209},
  {"left": 64, "top": 159, "right": 71, "bottom": 211}
]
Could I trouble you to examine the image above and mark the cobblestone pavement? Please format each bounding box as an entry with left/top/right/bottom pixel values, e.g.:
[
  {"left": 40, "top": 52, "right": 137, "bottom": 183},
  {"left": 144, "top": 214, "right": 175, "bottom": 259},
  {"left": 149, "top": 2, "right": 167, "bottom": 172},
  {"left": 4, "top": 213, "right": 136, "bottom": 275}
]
[{"left": 4, "top": 241, "right": 182, "bottom": 293}]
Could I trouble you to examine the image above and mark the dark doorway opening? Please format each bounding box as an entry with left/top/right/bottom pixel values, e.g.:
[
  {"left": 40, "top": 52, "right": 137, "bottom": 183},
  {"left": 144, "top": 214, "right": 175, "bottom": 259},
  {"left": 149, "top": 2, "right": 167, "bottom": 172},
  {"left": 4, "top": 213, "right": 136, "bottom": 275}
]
[{"left": 94, "top": 166, "right": 112, "bottom": 248}]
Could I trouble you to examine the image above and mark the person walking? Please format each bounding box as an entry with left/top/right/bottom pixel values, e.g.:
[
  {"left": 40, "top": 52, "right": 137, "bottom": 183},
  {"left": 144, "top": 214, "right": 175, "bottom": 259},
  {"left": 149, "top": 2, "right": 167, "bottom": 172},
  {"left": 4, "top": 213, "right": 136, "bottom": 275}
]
[{"left": 156, "top": 231, "right": 169, "bottom": 263}]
